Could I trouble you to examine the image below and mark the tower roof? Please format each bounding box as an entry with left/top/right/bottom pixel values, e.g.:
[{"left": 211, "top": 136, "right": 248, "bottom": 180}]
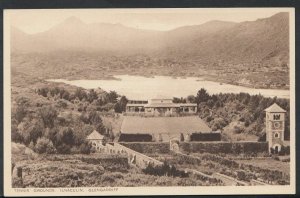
[
  {"left": 264, "top": 103, "right": 286, "bottom": 113},
  {"left": 86, "top": 130, "right": 104, "bottom": 140}
]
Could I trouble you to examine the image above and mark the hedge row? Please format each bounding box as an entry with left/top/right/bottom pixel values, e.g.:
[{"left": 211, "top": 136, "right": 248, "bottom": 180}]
[
  {"left": 120, "top": 142, "right": 170, "bottom": 154},
  {"left": 179, "top": 142, "right": 268, "bottom": 154}
]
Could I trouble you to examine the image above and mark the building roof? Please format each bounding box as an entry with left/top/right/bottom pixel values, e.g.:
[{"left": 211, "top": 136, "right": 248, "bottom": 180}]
[
  {"left": 264, "top": 103, "right": 286, "bottom": 113},
  {"left": 126, "top": 104, "right": 146, "bottom": 107},
  {"left": 121, "top": 116, "right": 212, "bottom": 134},
  {"left": 144, "top": 103, "right": 180, "bottom": 108},
  {"left": 179, "top": 103, "right": 197, "bottom": 107},
  {"left": 86, "top": 130, "right": 104, "bottom": 140}
]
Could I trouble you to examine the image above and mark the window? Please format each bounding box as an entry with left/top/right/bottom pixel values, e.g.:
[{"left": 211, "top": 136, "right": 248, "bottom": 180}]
[
  {"left": 274, "top": 132, "right": 280, "bottom": 138},
  {"left": 273, "top": 114, "right": 281, "bottom": 120}
]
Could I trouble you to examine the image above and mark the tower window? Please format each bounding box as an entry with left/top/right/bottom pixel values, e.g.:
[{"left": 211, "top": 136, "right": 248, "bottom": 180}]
[{"left": 273, "top": 114, "right": 281, "bottom": 120}]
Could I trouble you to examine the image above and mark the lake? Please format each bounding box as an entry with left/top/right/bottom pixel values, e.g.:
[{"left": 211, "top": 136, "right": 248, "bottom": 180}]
[{"left": 48, "top": 75, "right": 290, "bottom": 100}]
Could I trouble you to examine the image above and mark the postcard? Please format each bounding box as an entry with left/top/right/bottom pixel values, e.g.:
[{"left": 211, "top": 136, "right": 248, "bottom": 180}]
[{"left": 3, "top": 8, "right": 295, "bottom": 196}]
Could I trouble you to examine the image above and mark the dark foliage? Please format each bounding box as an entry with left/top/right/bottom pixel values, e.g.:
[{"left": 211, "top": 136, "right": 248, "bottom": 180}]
[
  {"left": 79, "top": 141, "right": 92, "bottom": 154},
  {"left": 118, "top": 134, "right": 153, "bottom": 142},
  {"left": 143, "top": 161, "right": 189, "bottom": 178},
  {"left": 190, "top": 132, "right": 221, "bottom": 141}
]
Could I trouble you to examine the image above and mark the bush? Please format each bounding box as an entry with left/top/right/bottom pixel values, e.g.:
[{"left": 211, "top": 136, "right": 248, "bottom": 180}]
[
  {"left": 237, "top": 170, "right": 247, "bottom": 181},
  {"left": 56, "top": 143, "right": 71, "bottom": 154},
  {"left": 80, "top": 141, "right": 92, "bottom": 154},
  {"left": 142, "top": 162, "right": 188, "bottom": 178},
  {"left": 11, "top": 130, "right": 23, "bottom": 143},
  {"left": 35, "top": 137, "right": 56, "bottom": 154},
  {"left": 279, "top": 146, "right": 290, "bottom": 156}
]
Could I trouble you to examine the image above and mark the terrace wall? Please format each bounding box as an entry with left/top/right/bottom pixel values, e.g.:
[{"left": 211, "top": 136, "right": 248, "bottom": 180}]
[
  {"left": 120, "top": 141, "right": 268, "bottom": 155},
  {"left": 120, "top": 142, "right": 170, "bottom": 154},
  {"left": 179, "top": 142, "right": 268, "bottom": 154}
]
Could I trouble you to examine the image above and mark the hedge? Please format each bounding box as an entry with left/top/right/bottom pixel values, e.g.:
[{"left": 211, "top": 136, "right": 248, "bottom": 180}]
[
  {"left": 118, "top": 134, "right": 152, "bottom": 142},
  {"left": 179, "top": 142, "right": 268, "bottom": 154},
  {"left": 120, "top": 142, "right": 170, "bottom": 154},
  {"left": 190, "top": 133, "right": 221, "bottom": 141}
]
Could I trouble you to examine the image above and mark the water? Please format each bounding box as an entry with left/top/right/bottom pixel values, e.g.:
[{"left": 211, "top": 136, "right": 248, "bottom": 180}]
[{"left": 48, "top": 75, "right": 290, "bottom": 100}]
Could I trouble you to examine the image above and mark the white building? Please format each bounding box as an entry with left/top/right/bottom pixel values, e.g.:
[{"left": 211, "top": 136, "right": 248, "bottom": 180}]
[{"left": 126, "top": 98, "right": 197, "bottom": 116}]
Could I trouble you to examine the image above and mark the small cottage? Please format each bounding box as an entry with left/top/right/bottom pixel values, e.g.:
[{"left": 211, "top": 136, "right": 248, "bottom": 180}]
[{"left": 86, "top": 130, "right": 105, "bottom": 152}]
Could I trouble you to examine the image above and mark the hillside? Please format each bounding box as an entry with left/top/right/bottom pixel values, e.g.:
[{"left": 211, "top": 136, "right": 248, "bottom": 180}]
[
  {"left": 161, "top": 12, "right": 289, "bottom": 65},
  {"left": 10, "top": 12, "right": 290, "bottom": 89}
]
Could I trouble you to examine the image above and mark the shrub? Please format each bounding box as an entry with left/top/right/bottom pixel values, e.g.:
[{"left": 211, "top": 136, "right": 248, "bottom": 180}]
[
  {"left": 35, "top": 137, "right": 56, "bottom": 154},
  {"left": 279, "top": 146, "right": 290, "bottom": 156},
  {"left": 56, "top": 143, "right": 71, "bottom": 154},
  {"left": 237, "top": 170, "right": 247, "bottom": 181},
  {"left": 80, "top": 141, "right": 92, "bottom": 154},
  {"left": 142, "top": 162, "right": 189, "bottom": 178},
  {"left": 38, "top": 105, "right": 58, "bottom": 128},
  {"left": 11, "top": 130, "right": 23, "bottom": 143}
]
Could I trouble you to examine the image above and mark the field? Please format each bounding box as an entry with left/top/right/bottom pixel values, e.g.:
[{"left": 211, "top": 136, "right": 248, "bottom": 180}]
[
  {"left": 149, "top": 152, "right": 290, "bottom": 185},
  {"left": 12, "top": 152, "right": 224, "bottom": 188}
]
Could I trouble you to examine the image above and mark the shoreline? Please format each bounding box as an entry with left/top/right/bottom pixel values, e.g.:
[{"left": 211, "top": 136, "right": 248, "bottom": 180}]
[{"left": 47, "top": 74, "right": 290, "bottom": 92}]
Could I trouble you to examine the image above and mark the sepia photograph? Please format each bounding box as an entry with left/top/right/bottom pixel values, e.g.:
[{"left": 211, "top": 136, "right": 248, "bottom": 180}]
[{"left": 3, "top": 8, "right": 295, "bottom": 196}]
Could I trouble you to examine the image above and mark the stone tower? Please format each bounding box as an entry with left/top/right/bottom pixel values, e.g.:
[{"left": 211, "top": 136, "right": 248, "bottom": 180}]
[{"left": 265, "top": 103, "right": 286, "bottom": 154}]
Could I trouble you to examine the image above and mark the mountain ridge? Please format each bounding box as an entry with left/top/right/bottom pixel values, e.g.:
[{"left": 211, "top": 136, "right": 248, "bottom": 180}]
[{"left": 11, "top": 12, "right": 289, "bottom": 67}]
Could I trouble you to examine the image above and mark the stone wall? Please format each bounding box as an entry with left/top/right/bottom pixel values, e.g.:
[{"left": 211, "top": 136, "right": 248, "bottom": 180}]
[{"left": 120, "top": 142, "right": 170, "bottom": 154}]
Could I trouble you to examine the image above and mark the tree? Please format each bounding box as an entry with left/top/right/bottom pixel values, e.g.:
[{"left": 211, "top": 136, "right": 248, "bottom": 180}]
[
  {"left": 196, "top": 88, "right": 210, "bottom": 105},
  {"left": 63, "top": 127, "right": 75, "bottom": 145},
  {"left": 88, "top": 89, "right": 98, "bottom": 103},
  {"left": 89, "top": 111, "right": 102, "bottom": 125},
  {"left": 107, "top": 91, "right": 118, "bottom": 103},
  {"left": 96, "top": 123, "right": 106, "bottom": 135},
  {"left": 75, "top": 88, "right": 87, "bottom": 101},
  {"left": 15, "top": 105, "right": 27, "bottom": 124},
  {"left": 61, "top": 90, "right": 70, "bottom": 100},
  {"left": 180, "top": 133, "right": 185, "bottom": 142},
  {"left": 11, "top": 130, "right": 23, "bottom": 143},
  {"left": 38, "top": 106, "right": 58, "bottom": 128},
  {"left": 18, "top": 119, "right": 44, "bottom": 145},
  {"left": 115, "top": 96, "right": 128, "bottom": 113},
  {"left": 56, "top": 143, "right": 71, "bottom": 154},
  {"left": 14, "top": 97, "right": 30, "bottom": 123},
  {"left": 108, "top": 129, "right": 115, "bottom": 142},
  {"left": 114, "top": 103, "right": 122, "bottom": 113},
  {"left": 35, "top": 137, "right": 56, "bottom": 154},
  {"left": 187, "top": 95, "right": 196, "bottom": 103},
  {"left": 79, "top": 141, "right": 92, "bottom": 154},
  {"left": 12, "top": 118, "right": 23, "bottom": 143}
]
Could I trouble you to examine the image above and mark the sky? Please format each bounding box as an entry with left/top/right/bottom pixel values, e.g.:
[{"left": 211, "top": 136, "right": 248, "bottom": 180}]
[{"left": 6, "top": 8, "right": 290, "bottom": 34}]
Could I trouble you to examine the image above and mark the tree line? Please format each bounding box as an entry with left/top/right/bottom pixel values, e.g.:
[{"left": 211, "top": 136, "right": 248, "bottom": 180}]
[
  {"left": 181, "top": 88, "right": 290, "bottom": 140},
  {"left": 12, "top": 86, "right": 129, "bottom": 154}
]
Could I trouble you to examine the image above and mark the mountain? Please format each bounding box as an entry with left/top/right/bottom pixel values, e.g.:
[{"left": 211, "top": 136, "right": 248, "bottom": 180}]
[
  {"left": 11, "top": 16, "right": 165, "bottom": 53},
  {"left": 11, "top": 12, "right": 289, "bottom": 65},
  {"left": 160, "top": 12, "right": 289, "bottom": 65}
]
